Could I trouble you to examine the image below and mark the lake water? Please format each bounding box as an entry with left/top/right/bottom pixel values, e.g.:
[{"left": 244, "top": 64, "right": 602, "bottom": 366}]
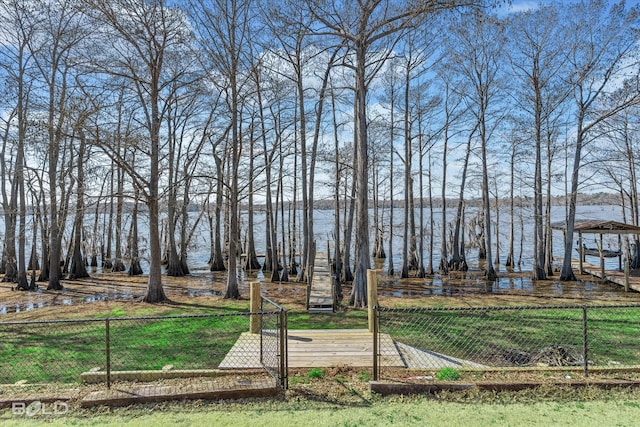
[
  {"left": 0, "top": 203, "right": 627, "bottom": 274},
  {"left": 1, "top": 203, "right": 637, "bottom": 314}
]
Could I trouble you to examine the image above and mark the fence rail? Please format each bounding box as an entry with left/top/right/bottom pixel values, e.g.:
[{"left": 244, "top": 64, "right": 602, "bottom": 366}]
[
  {"left": 0, "top": 301, "right": 288, "bottom": 389},
  {"left": 373, "top": 304, "right": 640, "bottom": 381}
]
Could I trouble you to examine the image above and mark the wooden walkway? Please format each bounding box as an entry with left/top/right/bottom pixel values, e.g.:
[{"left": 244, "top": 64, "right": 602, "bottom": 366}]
[
  {"left": 220, "top": 329, "right": 484, "bottom": 370},
  {"left": 308, "top": 252, "right": 334, "bottom": 313},
  {"left": 556, "top": 257, "right": 640, "bottom": 292},
  {"left": 220, "top": 329, "right": 404, "bottom": 368},
  {"left": 575, "top": 259, "right": 640, "bottom": 292}
]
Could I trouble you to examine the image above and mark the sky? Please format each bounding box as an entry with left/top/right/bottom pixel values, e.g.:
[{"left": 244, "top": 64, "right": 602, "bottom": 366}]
[{"left": 502, "top": 0, "right": 640, "bottom": 14}]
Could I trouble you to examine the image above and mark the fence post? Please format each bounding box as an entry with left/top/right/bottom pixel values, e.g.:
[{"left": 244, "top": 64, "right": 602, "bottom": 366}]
[
  {"left": 106, "top": 318, "right": 111, "bottom": 389},
  {"left": 367, "top": 269, "right": 378, "bottom": 333},
  {"left": 582, "top": 306, "right": 589, "bottom": 378},
  {"left": 372, "top": 306, "right": 379, "bottom": 381},
  {"left": 250, "top": 282, "right": 261, "bottom": 334},
  {"left": 279, "top": 308, "right": 288, "bottom": 389}
]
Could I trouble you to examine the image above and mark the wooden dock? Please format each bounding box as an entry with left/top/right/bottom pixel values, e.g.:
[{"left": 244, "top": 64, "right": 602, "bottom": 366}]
[
  {"left": 575, "top": 259, "right": 640, "bottom": 292},
  {"left": 307, "top": 252, "right": 335, "bottom": 313},
  {"left": 220, "top": 329, "right": 404, "bottom": 368}
]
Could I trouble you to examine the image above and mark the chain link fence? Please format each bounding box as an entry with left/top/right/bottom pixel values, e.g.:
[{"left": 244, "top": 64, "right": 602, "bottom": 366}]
[
  {"left": 260, "top": 296, "right": 288, "bottom": 389},
  {"left": 0, "top": 300, "right": 287, "bottom": 390},
  {"left": 373, "top": 304, "right": 640, "bottom": 380}
]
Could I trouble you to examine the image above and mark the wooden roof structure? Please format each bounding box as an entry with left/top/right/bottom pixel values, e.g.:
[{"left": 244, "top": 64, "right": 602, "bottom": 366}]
[{"left": 551, "top": 220, "right": 640, "bottom": 235}]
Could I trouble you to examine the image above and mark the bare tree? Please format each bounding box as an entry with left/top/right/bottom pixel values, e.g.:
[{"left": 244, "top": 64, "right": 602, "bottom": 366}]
[
  {"left": 26, "top": 0, "right": 90, "bottom": 290},
  {"left": 559, "top": 1, "right": 640, "bottom": 281},
  {"left": 446, "top": 10, "right": 506, "bottom": 281},
  {"left": 189, "top": 0, "right": 256, "bottom": 299},
  {"left": 67, "top": 89, "right": 97, "bottom": 280},
  {"left": 309, "top": 0, "right": 477, "bottom": 306},
  {"left": 507, "top": 4, "right": 570, "bottom": 280},
  {"left": 88, "top": 0, "right": 195, "bottom": 301}
]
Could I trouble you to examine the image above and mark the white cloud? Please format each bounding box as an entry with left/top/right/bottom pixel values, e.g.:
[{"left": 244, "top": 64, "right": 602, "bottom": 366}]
[{"left": 506, "top": 1, "right": 542, "bottom": 14}]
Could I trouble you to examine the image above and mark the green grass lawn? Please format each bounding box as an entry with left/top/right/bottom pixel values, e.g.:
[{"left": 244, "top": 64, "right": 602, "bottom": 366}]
[
  {"left": 0, "top": 300, "right": 369, "bottom": 385},
  {"left": 0, "top": 312, "right": 254, "bottom": 383},
  {"left": 3, "top": 394, "right": 640, "bottom": 426},
  {"left": 378, "top": 306, "right": 640, "bottom": 367},
  {"left": 1, "top": 301, "right": 638, "bottom": 384}
]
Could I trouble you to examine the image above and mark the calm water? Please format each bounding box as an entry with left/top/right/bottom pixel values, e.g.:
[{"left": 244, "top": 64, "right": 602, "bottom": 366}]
[
  {"left": 1, "top": 203, "right": 636, "bottom": 313},
  {"left": 0, "top": 204, "right": 627, "bottom": 273}
]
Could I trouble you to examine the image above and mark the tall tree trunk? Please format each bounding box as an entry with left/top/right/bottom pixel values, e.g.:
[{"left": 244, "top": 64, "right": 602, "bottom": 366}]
[
  {"left": 480, "top": 101, "right": 497, "bottom": 281},
  {"left": 342, "top": 147, "right": 356, "bottom": 283},
  {"left": 416, "top": 124, "right": 426, "bottom": 279},
  {"left": 38, "top": 179, "right": 50, "bottom": 282},
  {"left": 14, "top": 102, "right": 28, "bottom": 289},
  {"left": 210, "top": 155, "right": 226, "bottom": 271},
  {"left": 450, "top": 124, "right": 477, "bottom": 270},
  {"left": 494, "top": 180, "right": 500, "bottom": 268},
  {"left": 427, "top": 150, "right": 434, "bottom": 276},
  {"left": 128, "top": 186, "right": 143, "bottom": 276},
  {"left": 112, "top": 161, "right": 126, "bottom": 272},
  {"left": 544, "top": 127, "right": 555, "bottom": 275},
  {"left": 224, "top": 71, "right": 241, "bottom": 299},
  {"left": 349, "top": 42, "right": 370, "bottom": 307},
  {"left": 505, "top": 141, "right": 515, "bottom": 268},
  {"left": 401, "top": 72, "right": 412, "bottom": 279},
  {"left": 143, "top": 79, "right": 167, "bottom": 302},
  {"left": 69, "top": 129, "right": 89, "bottom": 280},
  {"left": 103, "top": 165, "right": 114, "bottom": 270},
  {"left": 289, "top": 132, "right": 298, "bottom": 276},
  {"left": 296, "top": 48, "right": 309, "bottom": 284},
  {"left": 279, "top": 144, "right": 289, "bottom": 282},
  {"left": 245, "top": 125, "right": 261, "bottom": 271},
  {"left": 387, "top": 83, "right": 395, "bottom": 276},
  {"left": 439, "top": 104, "right": 450, "bottom": 273},
  {"left": 165, "top": 105, "right": 184, "bottom": 277},
  {"left": 331, "top": 90, "right": 343, "bottom": 299},
  {"left": 533, "top": 68, "right": 546, "bottom": 280}
]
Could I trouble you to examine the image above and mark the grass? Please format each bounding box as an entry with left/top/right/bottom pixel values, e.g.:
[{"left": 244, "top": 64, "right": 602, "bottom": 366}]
[
  {"left": 308, "top": 368, "right": 325, "bottom": 379},
  {"left": 4, "top": 393, "right": 640, "bottom": 426},
  {"left": 2, "top": 303, "right": 639, "bottom": 384},
  {"left": 0, "top": 313, "right": 251, "bottom": 383},
  {"left": 1, "top": 274, "right": 639, "bottom": 386},
  {"left": 380, "top": 306, "right": 640, "bottom": 366},
  {"left": 0, "top": 295, "right": 367, "bottom": 385},
  {"left": 436, "top": 367, "right": 461, "bottom": 381},
  {"left": 357, "top": 370, "right": 371, "bottom": 382}
]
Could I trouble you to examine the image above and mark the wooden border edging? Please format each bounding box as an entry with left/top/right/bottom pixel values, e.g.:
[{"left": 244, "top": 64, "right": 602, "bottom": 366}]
[
  {"left": 80, "top": 369, "right": 265, "bottom": 384},
  {"left": 370, "top": 380, "right": 640, "bottom": 396},
  {"left": 80, "top": 387, "right": 281, "bottom": 408},
  {"left": 370, "top": 382, "right": 474, "bottom": 395}
]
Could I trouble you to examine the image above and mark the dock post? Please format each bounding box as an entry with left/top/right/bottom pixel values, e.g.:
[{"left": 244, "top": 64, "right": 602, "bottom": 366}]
[
  {"left": 367, "top": 269, "right": 378, "bottom": 333},
  {"left": 618, "top": 234, "right": 622, "bottom": 272},
  {"left": 579, "top": 233, "right": 584, "bottom": 274},
  {"left": 250, "top": 282, "right": 261, "bottom": 334},
  {"left": 625, "top": 258, "right": 630, "bottom": 292},
  {"left": 599, "top": 234, "right": 605, "bottom": 280}
]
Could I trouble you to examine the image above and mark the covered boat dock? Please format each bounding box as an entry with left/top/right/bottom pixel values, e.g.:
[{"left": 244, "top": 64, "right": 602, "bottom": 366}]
[{"left": 552, "top": 220, "right": 640, "bottom": 291}]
